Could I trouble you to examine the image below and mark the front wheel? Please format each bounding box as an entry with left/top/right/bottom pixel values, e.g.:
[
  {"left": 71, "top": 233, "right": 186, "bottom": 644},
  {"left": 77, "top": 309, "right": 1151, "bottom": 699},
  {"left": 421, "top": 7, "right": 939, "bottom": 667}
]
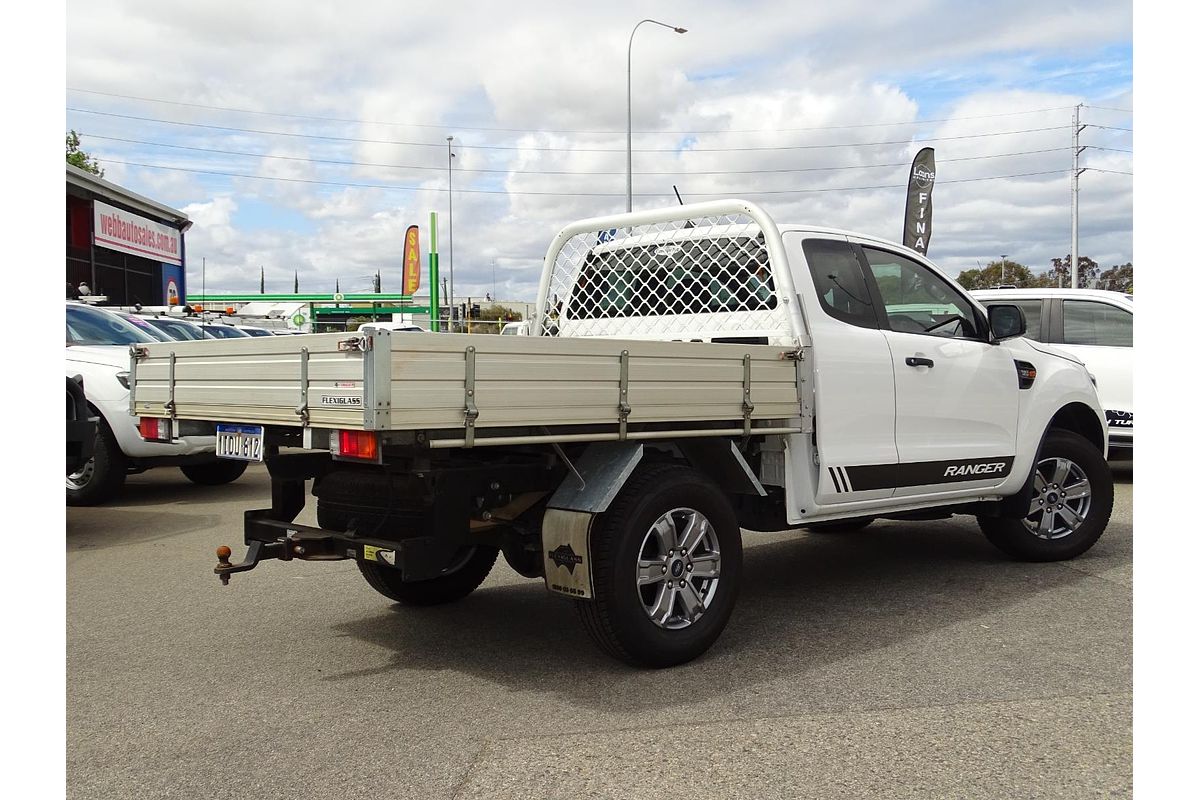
[
  {"left": 977, "top": 429, "right": 1113, "bottom": 561},
  {"left": 66, "top": 420, "right": 126, "bottom": 506},
  {"left": 575, "top": 463, "right": 742, "bottom": 668}
]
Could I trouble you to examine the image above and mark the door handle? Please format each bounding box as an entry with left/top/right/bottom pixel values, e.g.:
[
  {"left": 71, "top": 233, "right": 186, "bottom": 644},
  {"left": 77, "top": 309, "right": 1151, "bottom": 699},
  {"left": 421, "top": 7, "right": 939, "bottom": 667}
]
[{"left": 905, "top": 356, "right": 934, "bottom": 368}]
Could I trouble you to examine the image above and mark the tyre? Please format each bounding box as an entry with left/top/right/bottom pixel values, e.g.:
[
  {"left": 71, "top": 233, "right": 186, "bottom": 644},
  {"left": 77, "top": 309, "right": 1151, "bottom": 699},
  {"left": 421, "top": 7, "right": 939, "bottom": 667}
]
[
  {"left": 575, "top": 463, "right": 742, "bottom": 668},
  {"left": 180, "top": 459, "right": 248, "bottom": 486},
  {"left": 66, "top": 419, "right": 127, "bottom": 507},
  {"left": 977, "top": 429, "right": 1113, "bottom": 562},
  {"left": 357, "top": 547, "right": 499, "bottom": 606},
  {"left": 313, "top": 468, "right": 499, "bottom": 606},
  {"left": 804, "top": 516, "right": 875, "bottom": 533}
]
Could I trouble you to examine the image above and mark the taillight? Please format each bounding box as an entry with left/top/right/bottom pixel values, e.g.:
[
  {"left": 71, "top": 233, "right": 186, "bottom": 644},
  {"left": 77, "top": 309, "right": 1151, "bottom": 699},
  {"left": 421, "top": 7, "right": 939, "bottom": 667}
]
[
  {"left": 139, "top": 417, "right": 171, "bottom": 442},
  {"left": 331, "top": 429, "right": 380, "bottom": 462}
]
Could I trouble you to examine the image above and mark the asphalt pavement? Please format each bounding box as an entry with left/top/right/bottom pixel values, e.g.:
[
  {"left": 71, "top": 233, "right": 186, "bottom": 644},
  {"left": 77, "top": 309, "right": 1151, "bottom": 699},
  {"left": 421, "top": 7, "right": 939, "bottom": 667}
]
[{"left": 66, "top": 461, "right": 1132, "bottom": 799}]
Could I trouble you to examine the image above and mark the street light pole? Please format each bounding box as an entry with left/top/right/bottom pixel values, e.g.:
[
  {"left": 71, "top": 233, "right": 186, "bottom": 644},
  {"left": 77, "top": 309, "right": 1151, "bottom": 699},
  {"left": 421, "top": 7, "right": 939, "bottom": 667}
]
[
  {"left": 447, "top": 136, "right": 455, "bottom": 330},
  {"left": 1000, "top": 254, "right": 1008, "bottom": 285},
  {"left": 627, "top": 19, "right": 687, "bottom": 213}
]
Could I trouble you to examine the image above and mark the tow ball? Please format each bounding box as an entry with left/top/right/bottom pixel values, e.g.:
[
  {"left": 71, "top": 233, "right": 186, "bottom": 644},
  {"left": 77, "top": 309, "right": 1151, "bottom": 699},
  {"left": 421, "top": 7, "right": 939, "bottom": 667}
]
[
  {"left": 213, "top": 541, "right": 271, "bottom": 585},
  {"left": 213, "top": 527, "right": 353, "bottom": 584},
  {"left": 215, "top": 546, "right": 233, "bottom": 585}
]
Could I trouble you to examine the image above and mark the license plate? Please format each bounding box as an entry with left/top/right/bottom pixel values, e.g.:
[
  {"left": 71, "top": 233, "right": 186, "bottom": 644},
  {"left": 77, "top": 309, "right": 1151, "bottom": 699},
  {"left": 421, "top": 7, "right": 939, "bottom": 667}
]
[{"left": 216, "top": 424, "right": 264, "bottom": 462}]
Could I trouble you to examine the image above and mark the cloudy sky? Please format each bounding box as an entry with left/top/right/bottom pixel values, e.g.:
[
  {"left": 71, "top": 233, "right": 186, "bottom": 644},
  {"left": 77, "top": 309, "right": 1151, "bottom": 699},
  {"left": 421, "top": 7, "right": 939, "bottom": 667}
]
[{"left": 64, "top": 0, "right": 1133, "bottom": 301}]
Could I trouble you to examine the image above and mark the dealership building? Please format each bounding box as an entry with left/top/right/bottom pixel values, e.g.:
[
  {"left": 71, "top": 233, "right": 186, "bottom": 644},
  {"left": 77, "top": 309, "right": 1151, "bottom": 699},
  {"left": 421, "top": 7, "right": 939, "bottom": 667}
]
[{"left": 66, "top": 164, "right": 192, "bottom": 306}]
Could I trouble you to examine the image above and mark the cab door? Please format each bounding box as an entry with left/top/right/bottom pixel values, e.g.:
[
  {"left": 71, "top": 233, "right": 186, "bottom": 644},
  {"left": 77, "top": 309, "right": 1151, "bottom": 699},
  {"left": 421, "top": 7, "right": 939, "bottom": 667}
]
[
  {"left": 784, "top": 234, "right": 897, "bottom": 505},
  {"left": 854, "top": 243, "right": 1019, "bottom": 499}
]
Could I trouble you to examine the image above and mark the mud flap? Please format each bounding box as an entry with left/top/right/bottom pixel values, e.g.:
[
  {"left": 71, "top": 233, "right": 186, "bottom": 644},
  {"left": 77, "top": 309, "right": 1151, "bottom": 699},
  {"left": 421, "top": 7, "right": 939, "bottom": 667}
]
[{"left": 541, "top": 508, "right": 595, "bottom": 599}]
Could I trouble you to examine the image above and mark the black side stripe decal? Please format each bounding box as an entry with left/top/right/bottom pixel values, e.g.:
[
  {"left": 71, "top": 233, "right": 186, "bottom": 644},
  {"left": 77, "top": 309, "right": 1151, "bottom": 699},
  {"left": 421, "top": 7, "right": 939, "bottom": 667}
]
[
  {"left": 829, "top": 467, "right": 844, "bottom": 493},
  {"left": 839, "top": 467, "right": 854, "bottom": 492},
  {"left": 844, "top": 456, "right": 1015, "bottom": 491}
]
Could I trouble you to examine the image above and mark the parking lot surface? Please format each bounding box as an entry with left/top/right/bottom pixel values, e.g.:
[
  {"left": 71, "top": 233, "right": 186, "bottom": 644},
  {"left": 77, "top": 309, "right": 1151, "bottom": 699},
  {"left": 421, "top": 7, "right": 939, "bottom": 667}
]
[{"left": 67, "top": 462, "right": 1132, "bottom": 799}]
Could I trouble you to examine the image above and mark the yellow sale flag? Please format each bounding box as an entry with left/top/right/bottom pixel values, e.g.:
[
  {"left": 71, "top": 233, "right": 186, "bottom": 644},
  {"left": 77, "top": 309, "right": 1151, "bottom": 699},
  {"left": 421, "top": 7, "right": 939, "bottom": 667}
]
[{"left": 403, "top": 225, "right": 421, "bottom": 295}]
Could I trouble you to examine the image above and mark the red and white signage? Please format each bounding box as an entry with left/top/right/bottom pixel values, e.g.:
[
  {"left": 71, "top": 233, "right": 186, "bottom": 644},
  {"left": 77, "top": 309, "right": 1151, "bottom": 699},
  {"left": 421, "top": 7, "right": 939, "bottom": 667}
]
[{"left": 93, "top": 201, "right": 182, "bottom": 266}]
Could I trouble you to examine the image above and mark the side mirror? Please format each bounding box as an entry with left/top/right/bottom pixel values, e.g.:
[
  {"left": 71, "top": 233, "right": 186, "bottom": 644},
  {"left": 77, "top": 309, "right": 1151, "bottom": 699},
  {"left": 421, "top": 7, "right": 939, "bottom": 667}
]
[{"left": 988, "top": 304, "right": 1027, "bottom": 341}]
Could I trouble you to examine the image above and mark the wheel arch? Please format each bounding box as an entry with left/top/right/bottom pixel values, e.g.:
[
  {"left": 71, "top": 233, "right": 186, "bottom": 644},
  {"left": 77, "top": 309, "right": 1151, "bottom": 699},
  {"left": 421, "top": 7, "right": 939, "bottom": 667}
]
[
  {"left": 1047, "top": 401, "right": 1106, "bottom": 455},
  {"left": 545, "top": 439, "right": 760, "bottom": 518}
]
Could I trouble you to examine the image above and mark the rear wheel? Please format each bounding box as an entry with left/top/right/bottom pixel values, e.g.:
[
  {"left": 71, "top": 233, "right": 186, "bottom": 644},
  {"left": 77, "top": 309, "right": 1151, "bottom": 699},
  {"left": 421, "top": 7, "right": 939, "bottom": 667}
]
[
  {"left": 180, "top": 459, "right": 248, "bottom": 485},
  {"left": 357, "top": 547, "right": 499, "bottom": 606},
  {"left": 576, "top": 463, "right": 742, "bottom": 668},
  {"left": 66, "top": 420, "right": 126, "bottom": 506},
  {"left": 977, "top": 429, "right": 1113, "bottom": 561}
]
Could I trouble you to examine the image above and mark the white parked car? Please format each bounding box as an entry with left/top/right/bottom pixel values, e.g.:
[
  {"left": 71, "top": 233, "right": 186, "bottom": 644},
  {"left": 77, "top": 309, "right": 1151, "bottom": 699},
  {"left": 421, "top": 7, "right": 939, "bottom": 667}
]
[
  {"left": 972, "top": 288, "right": 1132, "bottom": 453},
  {"left": 65, "top": 303, "right": 248, "bottom": 505},
  {"left": 499, "top": 320, "right": 530, "bottom": 335},
  {"left": 359, "top": 321, "right": 427, "bottom": 333}
]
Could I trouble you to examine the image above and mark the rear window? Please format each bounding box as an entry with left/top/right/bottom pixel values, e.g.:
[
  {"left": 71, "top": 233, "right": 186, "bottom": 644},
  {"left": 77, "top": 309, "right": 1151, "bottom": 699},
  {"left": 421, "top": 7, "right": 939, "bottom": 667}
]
[
  {"left": 801, "top": 239, "right": 876, "bottom": 329},
  {"left": 565, "top": 234, "right": 777, "bottom": 319}
]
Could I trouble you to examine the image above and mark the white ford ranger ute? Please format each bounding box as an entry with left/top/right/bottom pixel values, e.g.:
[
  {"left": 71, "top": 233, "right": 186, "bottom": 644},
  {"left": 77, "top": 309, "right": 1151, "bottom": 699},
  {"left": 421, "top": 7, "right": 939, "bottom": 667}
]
[{"left": 130, "top": 201, "right": 1112, "bottom": 667}]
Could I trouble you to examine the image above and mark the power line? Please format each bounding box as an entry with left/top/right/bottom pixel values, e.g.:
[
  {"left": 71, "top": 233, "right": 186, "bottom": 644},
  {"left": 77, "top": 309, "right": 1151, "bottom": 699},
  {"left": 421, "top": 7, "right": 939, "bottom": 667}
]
[
  {"left": 81, "top": 133, "right": 1075, "bottom": 177},
  {"left": 99, "top": 158, "right": 1074, "bottom": 196},
  {"left": 1083, "top": 104, "right": 1133, "bottom": 114},
  {"left": 66, "top": 87, "right": 1077, "bottom": 136},
  {"left": 1087, "top": 168, "right": 1133, "bottom": 176},
  {"left": 66, "top": 107, "right": 1071, "bottom": 153},
  {"left": 1088, "top": 124, "right": 1133, "bottom": 132},
  {"left": 1088, "top": 146, "right": 1133, "bottom": 154}
]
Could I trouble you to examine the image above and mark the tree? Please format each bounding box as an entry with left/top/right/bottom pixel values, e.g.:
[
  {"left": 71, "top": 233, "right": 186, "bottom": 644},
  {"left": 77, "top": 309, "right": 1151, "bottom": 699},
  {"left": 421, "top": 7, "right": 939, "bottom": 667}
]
[
  {"left": 956, "top": 260, "right": 1036, "bottom": 290},
  {"left": 1043, "top": 255, "right": 1101, "bottom": 288},
  {"left": 464, "top": 304, "right": 525, "bottom": 333},
  {"left": 1096, "top": 262, "right": 1133, "bottom": 293},
  {"left": 66, "top": 130, "right": 104, "bottom": 177}
]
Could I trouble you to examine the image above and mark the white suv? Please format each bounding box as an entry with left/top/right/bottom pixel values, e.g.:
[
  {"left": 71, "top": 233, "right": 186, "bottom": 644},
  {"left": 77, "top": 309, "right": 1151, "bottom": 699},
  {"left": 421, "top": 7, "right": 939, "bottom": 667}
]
[
  {"left": 972, "top": 288, "right": 1132, "bottom": 453},
  {"left": 65, "top": 303, "right": 248, "bottom": 505}
]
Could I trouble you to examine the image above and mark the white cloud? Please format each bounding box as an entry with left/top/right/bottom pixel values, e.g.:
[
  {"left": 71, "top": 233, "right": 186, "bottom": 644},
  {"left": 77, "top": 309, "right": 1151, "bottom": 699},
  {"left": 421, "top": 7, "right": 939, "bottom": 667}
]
[{"left": 66, "top": 0, "right": 1133, "bottom": 298}]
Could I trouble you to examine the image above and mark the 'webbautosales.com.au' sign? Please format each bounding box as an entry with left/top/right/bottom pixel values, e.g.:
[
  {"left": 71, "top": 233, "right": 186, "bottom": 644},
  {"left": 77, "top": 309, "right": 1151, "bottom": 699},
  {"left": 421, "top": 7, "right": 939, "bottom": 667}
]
[{"left": 93, "top": 201, "right": 182, "bottom": 266}]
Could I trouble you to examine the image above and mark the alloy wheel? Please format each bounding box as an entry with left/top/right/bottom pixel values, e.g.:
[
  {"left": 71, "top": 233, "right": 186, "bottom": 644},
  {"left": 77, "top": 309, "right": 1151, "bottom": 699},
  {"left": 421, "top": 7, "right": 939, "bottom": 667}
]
[
  {"left": 635, "top": 507, "right": 722, "bottom": 630},
  {"left": 1022, "top": 456, "right": 1093, "bottom": 540}
]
